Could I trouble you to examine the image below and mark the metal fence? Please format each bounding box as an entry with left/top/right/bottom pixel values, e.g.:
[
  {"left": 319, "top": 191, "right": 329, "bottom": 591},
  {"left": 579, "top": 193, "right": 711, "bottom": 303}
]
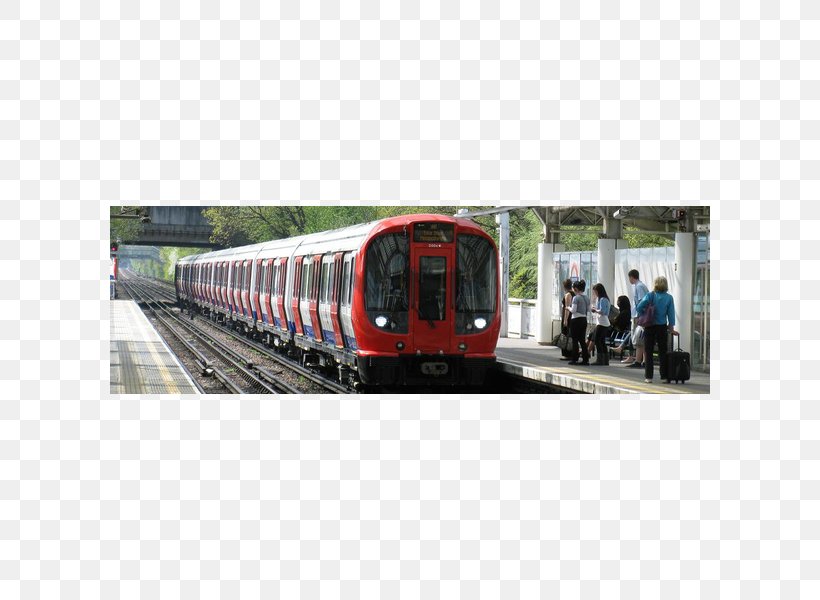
[{"left": 506, "top": 297, "right": 537, "bottom": 338}]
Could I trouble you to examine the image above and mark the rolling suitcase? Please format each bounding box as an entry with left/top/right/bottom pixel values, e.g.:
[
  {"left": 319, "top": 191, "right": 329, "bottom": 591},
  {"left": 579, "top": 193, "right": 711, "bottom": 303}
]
[{"left": 664, "top": 336, "right": 691, "bottom": 384}]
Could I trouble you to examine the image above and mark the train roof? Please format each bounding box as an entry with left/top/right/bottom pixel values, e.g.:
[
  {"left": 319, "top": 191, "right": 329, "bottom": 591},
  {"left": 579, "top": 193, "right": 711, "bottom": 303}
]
[{"left": 177, "top": 214, "right": 492, "bottom": 265}]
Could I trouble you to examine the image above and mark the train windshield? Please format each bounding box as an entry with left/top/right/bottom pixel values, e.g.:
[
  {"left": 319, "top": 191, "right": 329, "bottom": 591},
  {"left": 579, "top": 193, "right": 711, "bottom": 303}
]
[
  {"left": 456, "top": 235, "right": 497, "bottom": 334},
  {"left": 365, "top": 233, "right": 409, "bottom": 333}
]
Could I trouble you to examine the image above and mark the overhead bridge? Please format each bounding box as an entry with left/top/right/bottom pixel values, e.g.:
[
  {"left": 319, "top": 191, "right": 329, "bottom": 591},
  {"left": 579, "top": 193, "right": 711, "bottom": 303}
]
[{"left": 128, "top": 207, "right": 219, "bottom": 248}]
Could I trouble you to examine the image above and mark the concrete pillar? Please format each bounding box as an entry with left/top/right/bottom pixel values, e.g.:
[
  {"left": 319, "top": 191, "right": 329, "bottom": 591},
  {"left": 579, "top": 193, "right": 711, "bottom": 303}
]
[
  {"left": 496, "top": 212, "right": 510, "bottom": 338},
  {"left": 597, "top": 238, "right": 617, "bottom": 302},
  {"left": 673, "top": 232, "right": 695, "bottom": 352},
  {"left": 536, "top": 242, "right": 565, "bottom": 344},
  {"left": 536, "top": 243, "right": 551, "bottom": 344}
]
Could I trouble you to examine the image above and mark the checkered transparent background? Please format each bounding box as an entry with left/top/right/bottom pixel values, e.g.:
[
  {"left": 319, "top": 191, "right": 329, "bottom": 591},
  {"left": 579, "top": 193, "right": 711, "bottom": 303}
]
[{"left": 1, "top": 0, "right": 817, "bottom": 598}]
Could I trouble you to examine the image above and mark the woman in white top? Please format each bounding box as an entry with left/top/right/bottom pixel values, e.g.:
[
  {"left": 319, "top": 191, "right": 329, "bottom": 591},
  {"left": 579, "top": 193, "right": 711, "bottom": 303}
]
[
  {"left": 589, "top": 283, "right": 612, "bottom": 365},
  {"left": 568, "top": 280, "right": 590, "bottom": 365}
]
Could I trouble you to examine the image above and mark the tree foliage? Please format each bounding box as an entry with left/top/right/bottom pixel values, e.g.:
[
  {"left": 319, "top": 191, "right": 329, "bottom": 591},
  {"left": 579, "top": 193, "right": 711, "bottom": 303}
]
[
  {"left": 197, "top": 206, "right": 674, "bottom": 301},
  {"left": 202, "top": 206, "right": 494, "bottom": 247},
  {"left": 109, "top": 206, "right": 142, "bottom": 244}
]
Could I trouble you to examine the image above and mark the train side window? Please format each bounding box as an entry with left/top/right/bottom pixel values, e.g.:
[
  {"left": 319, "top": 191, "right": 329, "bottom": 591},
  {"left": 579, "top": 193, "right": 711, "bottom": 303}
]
[
  {"left": 312, "top": 259, "right": 321, "bottom": 300},
  {"left": 340, "top": 260, "right": 351, "bottom": 307},
  {"left": 292, "top": 260, "right": 302, "bottom": 299},
  {"left": 279, "top": 260, "right": 287, "bottom": 296},
  {"left": 301, "top": 260, "right": 311, "bottom": 300},
  {"left": 320, "top": 261, "right": 330, "bottom": 303},
  {"left": 328, "top": 260, "right": 335, "bottom": 303},
  {"left": 349, "top": 258, "right": 355, "bottom": 305}
]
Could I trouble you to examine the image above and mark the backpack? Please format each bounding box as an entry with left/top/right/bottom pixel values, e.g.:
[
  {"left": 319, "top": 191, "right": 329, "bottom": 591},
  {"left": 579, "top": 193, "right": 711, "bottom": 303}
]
[{"left": 608, "top": 303, "right": 620, "bottom": 324}]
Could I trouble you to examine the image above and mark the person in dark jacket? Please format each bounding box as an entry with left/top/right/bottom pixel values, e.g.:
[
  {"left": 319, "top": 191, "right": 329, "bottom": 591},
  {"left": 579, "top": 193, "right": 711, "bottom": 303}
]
[
  {"left": 559, "top": 279, "right": 575, "bottom": 360},
  {"left": 614, "top": 296, "right": 631, "bottom": 332},
  {"left": 567, "top": 280, "right": 590, "bottom": 365}
]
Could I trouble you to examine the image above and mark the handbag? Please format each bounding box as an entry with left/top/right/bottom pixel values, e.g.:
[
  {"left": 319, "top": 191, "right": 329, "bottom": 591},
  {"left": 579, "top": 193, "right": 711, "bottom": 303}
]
[
  {"left": 636, "top": 293, "right": 655, "bottom": 327},
  {"left": 632, "top": 325, "right": 645, "bottom": 345},
  {"left": 557, "top": 333, "right": 572, "bottom": 351}
]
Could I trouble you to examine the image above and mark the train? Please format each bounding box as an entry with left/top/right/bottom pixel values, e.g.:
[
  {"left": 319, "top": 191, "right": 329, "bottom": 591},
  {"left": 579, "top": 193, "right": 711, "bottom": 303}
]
[{"left": 175, "top": 214, "right": 501, "bottom": 388}]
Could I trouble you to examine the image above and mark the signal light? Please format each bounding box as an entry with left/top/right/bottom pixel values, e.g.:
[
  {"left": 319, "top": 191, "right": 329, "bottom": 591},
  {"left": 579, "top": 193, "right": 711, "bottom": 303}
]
[{"left": 110, "top": 241, "right": 119, "bottom": 253}]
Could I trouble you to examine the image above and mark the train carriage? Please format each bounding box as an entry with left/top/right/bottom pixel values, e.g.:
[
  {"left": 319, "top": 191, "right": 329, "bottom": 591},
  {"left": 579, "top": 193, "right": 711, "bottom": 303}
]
[{"left": 176, "top": 214, "right": 500, "bottom": 388}]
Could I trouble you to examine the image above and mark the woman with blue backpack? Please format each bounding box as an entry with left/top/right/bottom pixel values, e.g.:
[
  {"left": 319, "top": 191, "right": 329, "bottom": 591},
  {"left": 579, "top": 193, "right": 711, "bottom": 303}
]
[{"left": 635, "top": 276, "right": 679, "bottom": 383}]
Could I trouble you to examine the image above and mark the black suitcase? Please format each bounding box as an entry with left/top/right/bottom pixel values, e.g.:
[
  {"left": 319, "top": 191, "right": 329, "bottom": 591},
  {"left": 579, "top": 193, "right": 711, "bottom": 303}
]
[{"left": 664, "top": 336, "right": 691, "bottom": 384}]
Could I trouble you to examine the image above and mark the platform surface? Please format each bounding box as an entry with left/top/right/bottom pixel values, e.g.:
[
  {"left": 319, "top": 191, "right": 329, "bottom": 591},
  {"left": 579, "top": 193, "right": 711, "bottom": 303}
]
[
  {"left": 495, "top": 336, "right": 710, "bottom": 395},
  {"left": 110, "top": 300, "right": 199, "bottom": 394}
]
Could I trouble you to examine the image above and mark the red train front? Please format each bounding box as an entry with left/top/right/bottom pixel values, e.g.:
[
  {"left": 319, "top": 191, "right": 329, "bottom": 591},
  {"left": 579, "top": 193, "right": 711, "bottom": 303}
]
[
  {"left": 176, "top": 214, "right": 501, "bottom": 389},
  {"left": 353, "top": 215, "right": 500, "bottom": 386}
]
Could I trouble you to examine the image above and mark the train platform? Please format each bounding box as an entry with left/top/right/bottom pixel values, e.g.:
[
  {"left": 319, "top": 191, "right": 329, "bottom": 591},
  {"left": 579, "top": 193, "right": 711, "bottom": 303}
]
[
  {"left": 495, "top": 337, "right": 710, "bottom": 395},
  {"left": 110, "top": 299, "right": 199, "bottom": 394}
]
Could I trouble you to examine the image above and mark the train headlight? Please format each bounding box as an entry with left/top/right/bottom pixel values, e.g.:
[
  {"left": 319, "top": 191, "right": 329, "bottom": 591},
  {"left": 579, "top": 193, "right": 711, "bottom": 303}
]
[
  {"left": 474, "top": 317, "right": 487, "bottom": 330},
  {"left": 458, "top": 342, "right": 467, "bottom": 351},
  {"left": 375, "top": 315, "right": 388, "bottom": 328},
  {"left": 396, "top": 342, "right": 405, "bottom": 350}
]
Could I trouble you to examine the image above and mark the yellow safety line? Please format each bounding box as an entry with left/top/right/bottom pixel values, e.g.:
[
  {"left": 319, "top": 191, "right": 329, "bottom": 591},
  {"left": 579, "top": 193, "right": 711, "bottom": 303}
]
[
  {"left": 514, "top": 361, "right": 694, "bottom": 394},
  {"left": 132, "top": 302, "right": 181, "bottom": 394}
]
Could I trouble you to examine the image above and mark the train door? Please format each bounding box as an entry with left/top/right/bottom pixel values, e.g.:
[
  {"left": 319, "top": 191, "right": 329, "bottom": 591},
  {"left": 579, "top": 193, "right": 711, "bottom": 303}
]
[
  {"left": 330, "top": 252, "right": 345, "bottom": 348},
  {"left": 207, "top": 263, "right": 214, "bottom": 306},
  {"left": 299, "top": 257, "right": 314, "bottom": 337},
  {"left": 261, "top": 259, "right": 273, "bottom": 325},
  {"left": 292, "top": 257, "right": 305, "bottom": 335},
  {"left": 252, "top": 259, "right": 262, "bottom": 321},
  {"left": 239, "top": 260, "right": 248, "bottom": 317},
  {"left": 220, "top": 262, "right": 227, "bottom": 310},
  {"left": 411, "top": 245, "right": 454, "bottom": 354},
  {"left": 276, "top": 258, "right": 289, "bottom": 332},
  {"left": 339, "top": 254, "right": 356, "bottom": 349},
  {"left": 308, "top": 255, "right": 323, "bottom": 342},
  {"left": 232, "top": 261, "right": 241, "bottom": 315},
  {"left": 319, "top": 255, "right": 335, "bottom": 344}
]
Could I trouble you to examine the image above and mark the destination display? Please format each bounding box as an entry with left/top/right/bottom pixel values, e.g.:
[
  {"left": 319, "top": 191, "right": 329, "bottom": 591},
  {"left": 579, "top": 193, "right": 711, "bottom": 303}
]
[{"left": 414, "top": 222, "right": 454, "bottom": 243}]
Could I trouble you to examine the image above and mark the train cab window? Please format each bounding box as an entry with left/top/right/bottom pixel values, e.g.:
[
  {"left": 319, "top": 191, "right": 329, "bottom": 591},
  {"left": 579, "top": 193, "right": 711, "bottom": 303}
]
[
  {"left": 456, "top": 234, "right": 498, "bottom": 334},
  {"left": 418, "top": 256, "right": 447, "bottom": 321},
  {"left": 365, "top": 234, "right": 408, "bottom": 332}
]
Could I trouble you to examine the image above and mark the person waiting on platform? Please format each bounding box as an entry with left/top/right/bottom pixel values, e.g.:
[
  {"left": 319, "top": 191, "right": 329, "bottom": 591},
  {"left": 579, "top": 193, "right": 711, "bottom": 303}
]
[
  {"left": 625, "top": 269, "right": 649, "bottom": 368},
  {"left": 589, "top": 283, "right": 612, "bottom": 366},
  {"left": 567, "top": 280, "right": 590, "bottom": 366},
  {"left": 635, "top": 275, "right": 678, "bottom": 384},
  {"left": 559, "top": 278, "right": 575, "bottom": 361}
]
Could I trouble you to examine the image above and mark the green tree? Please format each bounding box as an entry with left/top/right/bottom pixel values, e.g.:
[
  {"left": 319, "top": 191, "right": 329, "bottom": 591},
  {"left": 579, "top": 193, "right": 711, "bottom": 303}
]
[
  {"left": 202, "top": 206, "right": 498, "bottom": 247},
  {"left": 110, "top": 206, "right": 142, "bottom": 244},
  {"left": 158, "top": 246, "right": 201, "bottom": 281}
]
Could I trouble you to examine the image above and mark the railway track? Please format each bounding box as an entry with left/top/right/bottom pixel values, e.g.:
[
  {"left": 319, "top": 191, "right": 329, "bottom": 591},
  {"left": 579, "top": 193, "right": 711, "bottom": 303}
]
[
  {"left": 120, "top": 272, "right": 298, "bottom": 394},
  {"left": 122, "top": 271, "right": 348, "bottom": 394}
]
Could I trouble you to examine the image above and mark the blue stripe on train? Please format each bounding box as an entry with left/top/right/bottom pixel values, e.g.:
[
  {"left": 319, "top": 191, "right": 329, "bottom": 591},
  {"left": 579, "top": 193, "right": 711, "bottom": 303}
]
[
  {"left": 274, "top": 316, "right": 281, "bottom": 328},
  {"left": 344, "top": 335, "right": 357, "bottom": 350},
  {"left": 322, "top": 329, "right": 336, "bottom": 345},
  {"left": 303, "top": 324, "right": 314, "bottom": 338}
]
